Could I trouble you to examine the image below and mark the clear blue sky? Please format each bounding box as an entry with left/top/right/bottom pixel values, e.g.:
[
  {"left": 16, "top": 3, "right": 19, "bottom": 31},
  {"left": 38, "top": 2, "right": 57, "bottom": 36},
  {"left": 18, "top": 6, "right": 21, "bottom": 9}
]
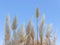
[{"left": 0, "top": 0, "right": 60, "bottom": 45}]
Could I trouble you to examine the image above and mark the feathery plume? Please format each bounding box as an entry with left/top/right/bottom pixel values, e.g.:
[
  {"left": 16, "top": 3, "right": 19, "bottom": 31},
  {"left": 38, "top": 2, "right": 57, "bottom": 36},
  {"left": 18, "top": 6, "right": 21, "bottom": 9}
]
[
  {"left": 17, "top": 24, "right": 25, "bottom": 43},
  {"left": 25, "top": 19, "right": 32, "bottom": 45},
  {"left": 46, "top": 24, "right": 52, "bottom": 38},
  {"left": 31, "top": 26, "right": 34, "bottom": 39},
  {"left": 12, "top": 16, "right": 17, "bottom": 30},
  {"left": 46, "top": 24, "right": 52, "bottom": 45},
  {"left": 5, "top": 16, "right": 10, "bottom": 45},
  {"left": 26, "top": 19, "right": 31, "bottom": 35},
  {"left": 31, "top": 24, "right": 35, "bottom": 45},
  {"left": 39, "top": 15, "right": 45, "bottom": 45},
  {"left": 36, "top": 8, "right": 39, "bottom": 18}
]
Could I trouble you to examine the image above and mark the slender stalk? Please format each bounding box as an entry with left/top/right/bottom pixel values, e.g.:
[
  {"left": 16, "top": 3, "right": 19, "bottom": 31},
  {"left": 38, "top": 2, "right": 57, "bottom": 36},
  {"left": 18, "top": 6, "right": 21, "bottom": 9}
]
[{"left": 37, "top": 18, "right": 38, "bottom": 45}]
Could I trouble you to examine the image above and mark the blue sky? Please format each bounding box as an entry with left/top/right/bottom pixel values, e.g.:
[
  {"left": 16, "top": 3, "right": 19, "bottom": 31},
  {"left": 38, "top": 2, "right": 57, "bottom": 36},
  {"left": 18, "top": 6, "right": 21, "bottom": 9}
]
[{"left": 0, "top": 0, "right": 60, "bottom": 45}]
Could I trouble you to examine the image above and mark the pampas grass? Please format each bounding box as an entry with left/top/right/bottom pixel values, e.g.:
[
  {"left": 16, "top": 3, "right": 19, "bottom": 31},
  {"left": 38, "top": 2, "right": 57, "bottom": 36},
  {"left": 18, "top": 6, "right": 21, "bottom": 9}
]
[
  {"left": 30, "top": 23, "right": 35, "bottom": 45},
  {"left": 12, "top": 16, "right": 17, "bottom": 45},
  {"left": 36, "top": 7, "right": 40, "bottom": 45},
  {"left": 39, "top": 15, "right": 45, "bottom": 45},
  {"left": 25, "top": 20, "right": 32, "bottom": 45},
  {"left": 36, "top": 8, "right": 39, "bottom": 18},
  {"left": 45, "top": 24, "right": 52, "bottom": 45},
  {"left": 26, "top": 20, "right": 31, "bottom": 35},
  {"left": 12, "top": 16, "right": 17, "bottom": 30},
  {"left": 5, "top": 8, "right": 56, "bottom": 45},
  {"left": 5, "top": 16, "right": 10, "bottom": 45},
  {"left": 17, "top": 24, "right": 25, "bottom": 44}
]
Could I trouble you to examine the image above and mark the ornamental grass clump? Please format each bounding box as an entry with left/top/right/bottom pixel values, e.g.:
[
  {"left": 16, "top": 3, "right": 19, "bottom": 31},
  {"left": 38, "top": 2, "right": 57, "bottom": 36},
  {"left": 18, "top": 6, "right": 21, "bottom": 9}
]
[{"left": 4, "top": 8, "right": 56, "bottom": 45}]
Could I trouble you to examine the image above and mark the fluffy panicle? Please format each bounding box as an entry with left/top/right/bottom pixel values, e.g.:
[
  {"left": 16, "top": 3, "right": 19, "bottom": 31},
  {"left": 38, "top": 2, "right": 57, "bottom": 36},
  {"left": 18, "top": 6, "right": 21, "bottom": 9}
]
[
  {"left": 30, "top": 23, "right": 35, "bottom": 45},
  {"left": 26, "top": 19, "right": 32, "bottom": 35},
  {"left": 12, "top": 16, "right": 17, "bottom": 30},
  {"left": 17, "top": 24, "right": 25, "bottom": 43},
  {"left": 31, "top": 25, "right": 35, "bottom": 39},
  {"left": 45, "top": 24, "right": 52, "bottom": 45},
  {"left": 39, "top": 15, "right": 45, "bottom": 45},
  {"left": 5, "top": 16, "right": 10, "bottom": 45},
  {"left": 46, "top": 24, "right": 52, "bottom": 38},
  {"left": 36, "top": 8, "right": 39, "bottom": 18},
  {"left": 17, "top": 24, "right": 24, "bottom": 38},
  {"left": 25, "top": 19, "right": 32, "bottom": 45}
]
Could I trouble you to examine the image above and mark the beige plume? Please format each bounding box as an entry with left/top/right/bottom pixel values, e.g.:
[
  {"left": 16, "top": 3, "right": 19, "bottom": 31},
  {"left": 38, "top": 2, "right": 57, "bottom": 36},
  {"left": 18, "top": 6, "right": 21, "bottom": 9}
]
[
  {"left": 39, "top": 15, "right": 45, "bottom": 45},
  {"left": 26, "top": 19, "right": 32, "bottom": 35},
  {"left": 12, "top": 16, "right": 17, "bottom": 30},
  {"left": 36, "top": 8, "right": 40, "bottom": 18},
  {"left": 5, "top": 16, "right": 10, "bottom": 45}
]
